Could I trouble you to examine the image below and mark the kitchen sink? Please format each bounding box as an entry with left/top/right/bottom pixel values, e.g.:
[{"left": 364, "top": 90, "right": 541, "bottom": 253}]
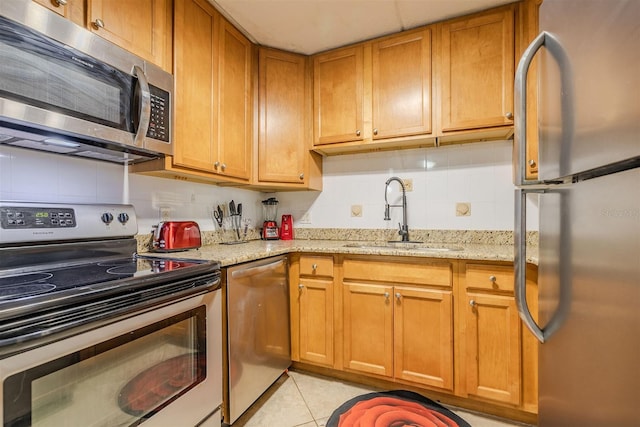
[{"left": 342, "top": 243, "right": 464, "bottom": 252}]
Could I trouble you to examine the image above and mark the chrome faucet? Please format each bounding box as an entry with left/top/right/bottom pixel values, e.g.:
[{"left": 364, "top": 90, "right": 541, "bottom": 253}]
[{"left": 384, "top": 176, "right": 410, "bottom": 242}]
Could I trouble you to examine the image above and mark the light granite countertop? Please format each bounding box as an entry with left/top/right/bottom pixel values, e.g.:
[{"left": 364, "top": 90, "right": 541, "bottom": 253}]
[{"left": 140, "top": 238, "right": 538, "bottom": 267}]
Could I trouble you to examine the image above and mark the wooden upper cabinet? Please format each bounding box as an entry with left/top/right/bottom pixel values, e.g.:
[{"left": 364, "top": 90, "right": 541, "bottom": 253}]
[
  {"left": 87, "top": 0, "right": 172, "bottom": 71},
  {"left": 173, "top": 0, "right": 216, "bottom": 171},
  {"left": 372, "top": 28, "right": 432, "bottom": 139},
  {"left": 33, "top": 0, "right": 84, "bottom": 26},
  {"left": 172, "top": 4, "right": 251, "bottom": 182},
  {"left": 314, "top": 46, "right": 364, "bottom": 145},
  {"left": 258, "top": 49, "right": 307, "bottom": 184},
  {"left": 216, "top": 20, "right": 252, "bottom": 180},
  {"left": 438, "top": 5, "right": 515, "bottom": 132}
]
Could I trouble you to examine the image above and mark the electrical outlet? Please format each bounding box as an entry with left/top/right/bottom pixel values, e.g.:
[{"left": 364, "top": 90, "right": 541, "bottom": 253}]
[
  {"left": 299, "top": 212, "right": 312, "bottom": 224},
  {"left": 403, "top": 179, "right": 413, "bottom": 192},
  {"left": 351, "top": 205, "right": 363, "bottom": 217},
  {"left": 456, "top": 203, "right": 471, "bottom": 217},
  {"left": 160, "top": 207, "right": 171, "bottom": 221}
]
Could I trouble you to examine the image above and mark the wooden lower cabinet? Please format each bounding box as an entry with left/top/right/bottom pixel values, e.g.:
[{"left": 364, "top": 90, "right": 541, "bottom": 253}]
[
  {"left": 290, "top": 255, "right": 335, "bottom": 367},
  {"left": 462, "top": 291, "right": 521, "bottom": 405},
  {"left": 341, "top": 257, "right": 454, "bottom": 389},
  {"left": 394, "top": 286, "right": 453, "bottom": 390},
  {"left": 289, "top": 254, "right": 538, "bottom": 422},
  {"left": 343, "top": 283, "right": 394, "bottom": 376}
]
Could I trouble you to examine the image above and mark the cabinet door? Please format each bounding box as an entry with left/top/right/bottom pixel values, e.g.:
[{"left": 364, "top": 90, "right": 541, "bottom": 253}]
[
  {"left": 258, "top": 49, "right": 307, "bottom": 184},
  {"left": 173, "top": 0, "right": 216, "bottom": 171},
  {"left": 372, "top": 29, "right": 432, "bottom": 139},
  {"left": 33, "top": 0, "right": 84, "bottom": 25},
  {"left": 464, "top": 292, "right": 521, "bottom": 405},
  {"left": 313, "top": 46, "right": 364, "bottom": 145},
  {"left": 343, "top": 283, "right": 393, "bottom": 377},
  {"left": 298, "top": 278, "right": 334, "bottom": 367},
  {"left": 394, "top": 286, "right": 453, "bottom": 390},
  {"left": 439, "top": 6, "right": 515, "bottom": 132},
  {"left": 88, "top": 0, "right": 171, "bottom": 71},
  {"left": 216, "top": 20, "right": 252, "bottom": 180}
]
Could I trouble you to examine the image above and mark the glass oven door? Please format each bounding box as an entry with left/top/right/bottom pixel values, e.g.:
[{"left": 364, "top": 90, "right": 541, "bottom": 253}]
[{"left": 1, "top": 291, "right": 221, "bottom": 427}]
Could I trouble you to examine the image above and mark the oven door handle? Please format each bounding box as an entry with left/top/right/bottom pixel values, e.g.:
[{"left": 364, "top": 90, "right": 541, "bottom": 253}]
[{"left": 0, "top": 274, "right": 220, "bottom": 358}]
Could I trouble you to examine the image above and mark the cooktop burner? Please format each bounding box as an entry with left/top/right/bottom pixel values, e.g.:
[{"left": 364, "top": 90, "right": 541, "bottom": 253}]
[{"left": 0, "top": 257, "right": 206, "bottom": 300}]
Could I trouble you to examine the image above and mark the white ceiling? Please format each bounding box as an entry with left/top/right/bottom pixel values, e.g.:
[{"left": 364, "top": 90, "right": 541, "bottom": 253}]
[{"left": 210, "top": 0, "right": 516, "bottom": 55}]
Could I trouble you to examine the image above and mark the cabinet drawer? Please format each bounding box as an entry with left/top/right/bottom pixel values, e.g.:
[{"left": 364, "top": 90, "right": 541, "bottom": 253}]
[
  {"left": 300, "top": 255, "right": 334, "bottom": 277},
  {"left": 465, "top": 264, "right": 514, "bottom": 291},
  {"left": 343, "top": 258, "right": 452, "bottom": 287}
]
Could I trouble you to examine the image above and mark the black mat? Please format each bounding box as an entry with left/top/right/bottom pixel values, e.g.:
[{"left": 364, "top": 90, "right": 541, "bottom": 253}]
[{"left": 327, "top": 390, "right": 471, "bottom": 427}]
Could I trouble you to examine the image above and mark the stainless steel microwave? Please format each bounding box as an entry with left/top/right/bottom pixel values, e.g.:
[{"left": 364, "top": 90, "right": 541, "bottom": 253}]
[{"left": 0, "top": 1, "right": 173, "bottom": 164}]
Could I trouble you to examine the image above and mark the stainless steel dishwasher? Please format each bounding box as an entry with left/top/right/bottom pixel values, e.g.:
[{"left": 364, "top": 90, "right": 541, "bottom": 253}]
[{"left": 223, "top": 256, "right": 291, "bottom": 425}]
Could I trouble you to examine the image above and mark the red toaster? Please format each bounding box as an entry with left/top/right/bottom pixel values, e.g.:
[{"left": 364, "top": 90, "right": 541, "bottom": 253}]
[{"left": 152, "top": 221, "right": 202, "bottom": 252}]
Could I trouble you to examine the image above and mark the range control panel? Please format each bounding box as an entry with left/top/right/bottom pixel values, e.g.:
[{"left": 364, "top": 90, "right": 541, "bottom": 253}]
[
  {"left": 0, "top": 202, "right": 138, "bottom": 244},
  {"left": 1, "top": 207, "right": 76, "bottom": 229}
]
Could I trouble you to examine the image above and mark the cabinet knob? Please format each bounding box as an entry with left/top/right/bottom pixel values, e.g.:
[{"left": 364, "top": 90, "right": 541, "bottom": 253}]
[
  {"left": 383, "top": 292, "right": 390, "bottom": 299},
  {"left": 395, "top": 292, "right": 402, "bottom": 300},
  {"left": 221, "top": 163, "right": 227, "bottom": 171},
  {"left": 298, "top": 284, "right": 304, "bottom": 290},
  {"left": 373, "top": 128, "right": 378, "bottom": 136},
  {"left": 528, "top": 159, "right": 537, "bottom": 167},
  {"left": 55, "top": 0, "right": 68, "bottom": 6},
  {"left": 505, "top": 112, "right": 513, "bottom": 120},
  {"left": 299, "top": 173, "right": 304, "bottom": 180},
  {"left": 92, "top": 18, "right": 105, "bottom": 29},
  {"left": 489, "top": 275, "right": 497, "bottom": 282},
  {"left": 355, "top": 130, "right": 361, "bottom": 136},
  {"left": 311, "top": 263, "right": 318, "bottom": 270},
  {"left": 469, "top": 299, "right": 476, "bottom": 307},
  {"left": 214, "top": 161, "right": 220, "bottom": 168}
]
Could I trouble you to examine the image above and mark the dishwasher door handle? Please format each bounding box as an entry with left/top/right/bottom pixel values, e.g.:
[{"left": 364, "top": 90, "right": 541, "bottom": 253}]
[{"left": 229, "top": 258, "right": 287, "bottom": 280}]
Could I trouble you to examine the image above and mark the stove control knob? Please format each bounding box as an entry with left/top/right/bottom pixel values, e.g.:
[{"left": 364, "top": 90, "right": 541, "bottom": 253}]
[
  {"left": 101, "top": 212, "right": 114, "bottom": 224},
  {"left": 118, "top": 212, "right": 130, "bottom": 224}
]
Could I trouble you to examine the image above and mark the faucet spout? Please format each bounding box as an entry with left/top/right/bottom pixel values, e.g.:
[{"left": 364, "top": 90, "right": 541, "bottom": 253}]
[{"left": 384, "top": 176, "right": 410, "bottom": 242}]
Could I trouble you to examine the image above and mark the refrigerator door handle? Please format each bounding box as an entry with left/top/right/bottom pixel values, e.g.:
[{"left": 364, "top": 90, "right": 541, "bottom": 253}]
[
  {"left": 514, "top": 188, "right": 546, "bottom": 342},
  {"left": 514, "top": 32, "right": 547, "bottom": 186}
]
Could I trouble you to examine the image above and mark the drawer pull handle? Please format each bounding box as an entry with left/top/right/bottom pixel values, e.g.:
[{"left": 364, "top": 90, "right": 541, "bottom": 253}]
[
  {"left": 489, "top": 275, "right": 497, "bottom": 282},
  {"left": 55, "top": 0, "right": 68, "bottom": 6},
  {"left": 312, "top": 263, "right": 318, "bottom": 270}
]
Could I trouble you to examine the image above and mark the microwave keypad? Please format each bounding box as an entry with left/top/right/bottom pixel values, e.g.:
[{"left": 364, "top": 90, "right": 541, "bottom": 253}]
[{"left": 147, "top": 85, "right": 170, "bottom": 142}]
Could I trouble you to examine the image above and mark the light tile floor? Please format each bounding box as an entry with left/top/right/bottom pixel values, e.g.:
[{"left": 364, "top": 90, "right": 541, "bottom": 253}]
[{"left": 231, "top": 370, "right": 534, "bottom": 427}]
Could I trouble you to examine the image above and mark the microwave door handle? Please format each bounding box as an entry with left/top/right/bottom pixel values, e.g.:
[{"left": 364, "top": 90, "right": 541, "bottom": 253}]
[
  {"left": 133, "top": 65, "right": 151, "bottom": 147},
  {"left": 514, "top": 31, "right": 546, "bottom": 186}
]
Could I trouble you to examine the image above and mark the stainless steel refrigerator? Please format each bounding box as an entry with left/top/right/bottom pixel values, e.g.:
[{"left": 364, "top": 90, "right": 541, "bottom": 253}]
[{"left": 513, "top": 0, "right": 639, "bottom": 425}]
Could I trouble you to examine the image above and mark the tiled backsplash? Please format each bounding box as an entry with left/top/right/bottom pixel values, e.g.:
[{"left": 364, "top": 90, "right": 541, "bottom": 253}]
[
  {"left": 278, "top": 140, "right": 539, "bottom": 232},
  {"left": 1, "top": 140, "right": 539, "bottom": 238},
  {"left": 0, "top": 145, "right": 265, "bottom": 235}
]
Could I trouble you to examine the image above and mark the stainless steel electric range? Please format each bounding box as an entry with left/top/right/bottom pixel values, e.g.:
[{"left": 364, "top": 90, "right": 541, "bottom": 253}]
[{"left": 0, "top": 202, "right": 223, "bottom": 427}]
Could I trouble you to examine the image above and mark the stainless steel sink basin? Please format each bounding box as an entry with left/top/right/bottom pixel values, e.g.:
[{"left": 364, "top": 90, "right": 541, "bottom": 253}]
[{"left": 342, "top": 243, "right": 463, "bottom": 252}]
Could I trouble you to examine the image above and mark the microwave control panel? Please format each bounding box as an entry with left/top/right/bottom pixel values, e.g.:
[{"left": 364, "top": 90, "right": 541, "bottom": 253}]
[{"left": 147, "top": 84, "right": 170, "bottom": 143}]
